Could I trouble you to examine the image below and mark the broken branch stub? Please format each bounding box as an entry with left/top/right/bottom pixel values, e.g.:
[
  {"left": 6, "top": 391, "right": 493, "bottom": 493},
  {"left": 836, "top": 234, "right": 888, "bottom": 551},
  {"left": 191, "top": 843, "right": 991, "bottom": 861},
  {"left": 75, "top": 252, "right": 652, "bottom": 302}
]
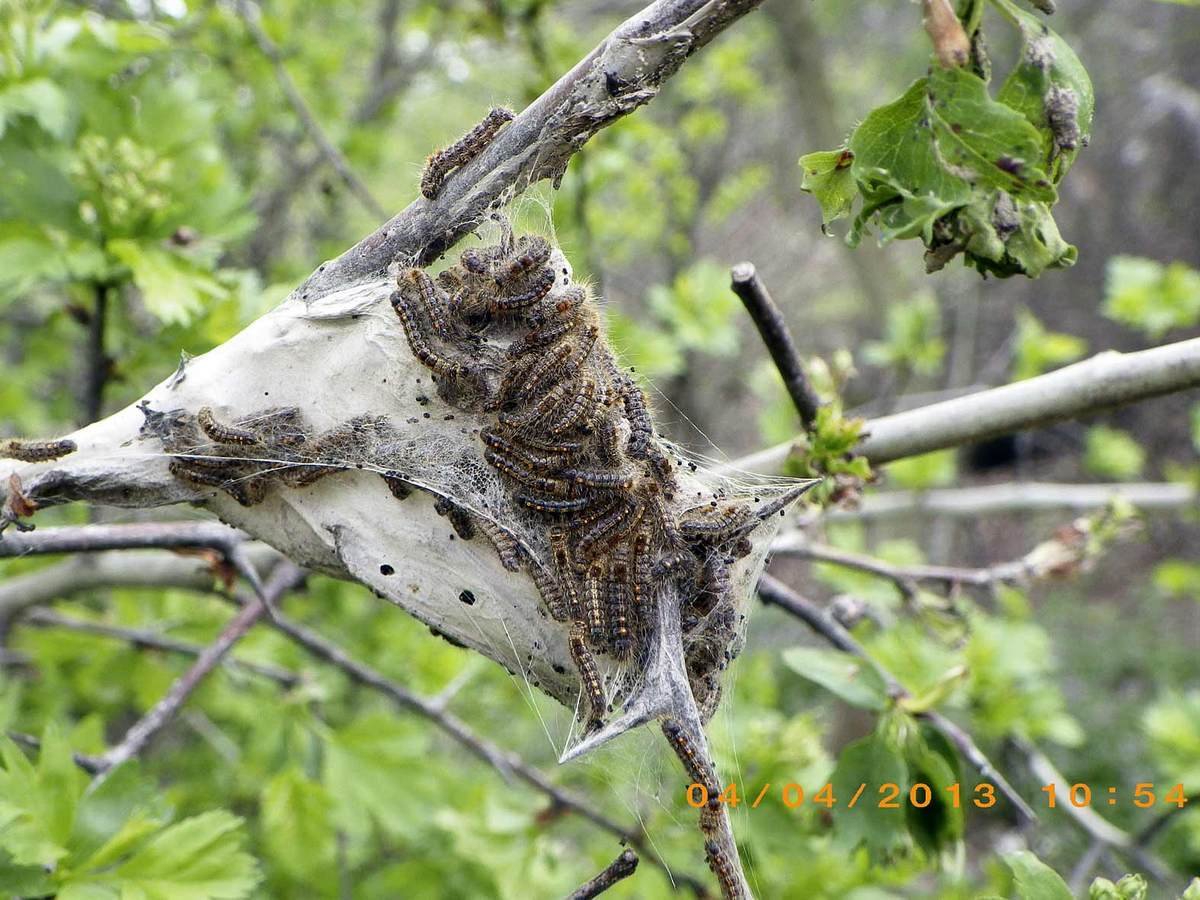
[{"left": 0, "top": 236, "right": 809, "bottom": 759}]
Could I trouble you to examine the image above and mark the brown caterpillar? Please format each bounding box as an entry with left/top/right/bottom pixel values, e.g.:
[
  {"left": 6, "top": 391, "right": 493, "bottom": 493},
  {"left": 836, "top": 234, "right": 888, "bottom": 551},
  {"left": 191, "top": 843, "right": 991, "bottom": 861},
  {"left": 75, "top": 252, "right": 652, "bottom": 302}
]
[
  {"left": 621, "top": 379, "right": 654, "bottom": 458},
  {"left": 434, "top": 495, "right": 477, "bottom": 540},
  {"left": 197, "top": 407, "right": 258, "bottom": 446},
  {"left": 420, "top": 107, "right": 515, "bottom": 200},
  {"left": 576, "top": 497, "right": 640, "bottom": 559},
  {"left": 489, "top": 266, "right": 555, "bottom": 313},
  {"left": 545, "top": 378, "right": 601, "bottom": 437},
  {"left": 530, "top": 559, "right": 570, "bottom": 621},
  {"left": 516, "top": 494, "right": 593, "bottom": 515},
  {"left": 608, "top": 542, "right": 633, "bottom": 658},
  {"left": 661, "top": 718, "right": 719, "bottom": 797},
  {"left": 475, "top": 516, "right": 522, "bottom": 571},
  {"left": 492, "top": 236, "right": 552, "bottom": 286},
  {"left": 401, "top": 268, "right": 453, "bottom": 338},
  {"left": 584, "top": 561, "right": 608, "bottom": 647},
  {"left": 483, "top": 447, "right": 570, "bottom": 497},
  {"left": 679, "top": 503, "right": 754, "bottom": 542},
  {"left": 480, "top": 427, "right": 568, "bottom": 472},
  {"left": 525, "top": 325, "right": 600, "bottom": 399},
  {"left": 391, "top": 289, "right": 465, "bottom": 379},
  {"left": 1, "top": 438, "right": 77, "bottom": 462},
  {"left": 704, "top": 840, "right": 744, "bottom": 900},
  {"left": 568, "top": 623, "right": 606, "bottom": 726},
  {"left": 169, "top": 459, "right": 267, "bottom": 507}
]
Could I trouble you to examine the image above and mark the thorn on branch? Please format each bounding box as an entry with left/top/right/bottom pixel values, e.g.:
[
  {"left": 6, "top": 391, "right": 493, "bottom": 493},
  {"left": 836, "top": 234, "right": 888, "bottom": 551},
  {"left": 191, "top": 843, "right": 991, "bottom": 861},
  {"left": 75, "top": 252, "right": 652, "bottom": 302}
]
[{"left": 729, "top": 262, "right": 822, "bottom": 431}]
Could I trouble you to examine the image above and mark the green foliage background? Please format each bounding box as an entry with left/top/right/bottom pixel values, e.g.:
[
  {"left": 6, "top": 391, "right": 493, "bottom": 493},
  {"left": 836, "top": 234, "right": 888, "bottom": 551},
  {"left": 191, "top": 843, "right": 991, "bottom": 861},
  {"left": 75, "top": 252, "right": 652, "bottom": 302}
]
[{"left": 1, "top": 0, "right": 1198, "bottom": 897}]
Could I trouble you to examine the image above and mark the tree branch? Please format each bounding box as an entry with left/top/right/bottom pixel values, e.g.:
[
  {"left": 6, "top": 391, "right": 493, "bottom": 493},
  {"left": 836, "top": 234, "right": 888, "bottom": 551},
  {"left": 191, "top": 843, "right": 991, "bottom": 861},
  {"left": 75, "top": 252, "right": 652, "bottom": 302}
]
[
  {"left": 757, "top": 573, "right": 1038, "bottom": 825},
  {"left": 1018, "top": 739, "right": 1177, "bottom": 886},
  {"left": 730, "top": 262, "right": 822, "bottom": 430},
  {"left": 92, "top": 561, "right": 306, "bottom": 780},
  {"left": 295, "top": 0, "right": 769, "bottom": 299},
  {"left": 733, "top": 338, "right": 1200, "bottom": 472},
  {"left": 234, "top": 0, "right": 388, "bottom": 221},
  {"left": 823, "top": 482, "right": 1197, "bottom": 522},
  {"left": 567, "top": 849, "right": 640, "bottom": 899}
]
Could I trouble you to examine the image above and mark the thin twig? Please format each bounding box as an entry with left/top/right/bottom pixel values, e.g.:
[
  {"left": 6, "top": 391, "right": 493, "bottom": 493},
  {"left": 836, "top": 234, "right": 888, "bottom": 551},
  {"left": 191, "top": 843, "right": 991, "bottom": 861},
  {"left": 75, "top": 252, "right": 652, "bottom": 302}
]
[
  {"left": 730, "top": 262, "right": 822, "bottom": 431},
  {"left": 757, "top": 573, "right": 1038, "bottom": 825},
  {"left": 770, "top": 532, "right": 1053, "bottom": 594},
  {"left": 1018, "top": 739, "right": 1176, "bottom": 886},
  {"left": 22, "top": 608, "right": 300, "bottom": 686},
  {"left": 92, "top": 562, "right": 306, "bottom": 781},
  {"left": 566, "top": 849, "right": 640, "bottom": 899},
  {"left": 0, "top": 521, "right": 251, "bottom": 558},
  {"left": 233, "top": 0, "right": 388, "bottom": 221},
  {"left": 824, "top": 482, "right": 1197, "bottom": 522},
  {"left": 83, "top": 281, "right": 109, "bottom": 425}
]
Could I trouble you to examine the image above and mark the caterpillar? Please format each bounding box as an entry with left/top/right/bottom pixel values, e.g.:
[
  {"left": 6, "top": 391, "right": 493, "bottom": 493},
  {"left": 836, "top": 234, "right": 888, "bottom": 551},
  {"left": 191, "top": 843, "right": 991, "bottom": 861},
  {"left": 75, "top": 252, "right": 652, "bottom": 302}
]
[
  {"left": 420, "top": 107, "right": 515, "bottom": 200},
  {"left": 197, "top": 407, "right": 259, "bottom": 446},
  {"left": 1, "top": 438, "right": 77, "bottom": 462}
]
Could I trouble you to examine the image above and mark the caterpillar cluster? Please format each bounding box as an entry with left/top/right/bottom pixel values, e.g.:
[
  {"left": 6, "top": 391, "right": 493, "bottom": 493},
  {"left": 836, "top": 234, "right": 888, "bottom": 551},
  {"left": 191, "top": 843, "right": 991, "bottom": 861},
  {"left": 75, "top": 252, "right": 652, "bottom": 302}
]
[{"left": 391, "top": 224, "right": 756, "bottom": 729}]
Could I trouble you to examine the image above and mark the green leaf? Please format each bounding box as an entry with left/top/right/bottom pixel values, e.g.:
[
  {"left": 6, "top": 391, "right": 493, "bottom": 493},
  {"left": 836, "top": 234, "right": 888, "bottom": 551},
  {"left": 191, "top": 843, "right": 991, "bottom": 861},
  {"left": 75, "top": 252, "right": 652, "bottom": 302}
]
[
  {"left": 1012, "top": 309, "right": 1086, "bottom": 379},
  {"left": 829, "top": 733, "right": 909, "bottom": 855},
  {"left": 0, "top": 728, "right": 81, "bottom": 869},
  {"left": 106, "top": 810, "right": 260, "bottom": 899},
  {"left": 1104, "top": 256, "right": 1200, "bottom": 339},
  {"left": 1084, "top": 426, "right": 1145, "bottom": 481},
  {"left": 862, "top": 292, "right": 945, "bottom": 376},
  {"left": 1143, "top": 691, "right": 1200, "bottom": 791},
  {"left": 1181, "top": 878, "right": 1200, "bottom": 900},
  {"left": 1153, "top": 560, "right": 1200, "bottom": 601},
  {"left": 107, "top": 239, "right": 226, "bottom": 325},
  {"left": 887, "top": 450, "right": 958, "bottom": 491},
  {"left": 1005, "top": 850, "right": 1073, "bottom": 900},
  {"left": 782, "top": 647, "right": 889, "bottom": 711},
  {"left": 70, "top": 762, "right": 169, "bottom": 872},
  {"left": 0, "top": 78, "right": 71, "bottom": 139},
  {"left": 993, "top": 0, "right": 1095, "bottom": 180},
  {"left": 259, "top": 768, "right": 336, "bottom": 883},
  {"left": 798, "top": 148, "right": 857, "bottom": 228}
]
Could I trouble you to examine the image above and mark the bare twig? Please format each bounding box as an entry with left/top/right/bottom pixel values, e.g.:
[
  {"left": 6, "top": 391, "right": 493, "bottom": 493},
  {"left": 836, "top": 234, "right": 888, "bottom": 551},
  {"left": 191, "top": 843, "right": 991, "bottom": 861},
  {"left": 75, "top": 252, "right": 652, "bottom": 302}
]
[
  {"left": 0, "top": 521, "right": 250, "bottom": 558},
  {"left": 92, "top": 561, "right": 306, "bottom": 780},
  {"left": 0, "top": 546, "right": 282, "bottom": 633},
  {"left": 824, "top": 482, "right": 1197, "bottom": 522},
  {"left": 0, "top": 521, "right": 269, "bottom": 610},
  {"left": 771, "top": 512, "right": 1121, "bottom": 595},
  {"left": 730, "top": 262, "right": 822, "bottom": 431},
  {"left": 757, "top": 573, "right": 1038, "bottom": 825},
  {"left": 233, "top": 0, "right": 388, "bottom": 221},
  {"left": 296, "top": 0, "right": 769, "bottom": 297},
  {"left": 22, "top": 608, "right": 300, "bottom": 686},
  {"left": 566, "top": 849, "right": 640, "bottom": 899},
  {"left": 733, "top": 338, "right": 1200, "bottom": 472}
]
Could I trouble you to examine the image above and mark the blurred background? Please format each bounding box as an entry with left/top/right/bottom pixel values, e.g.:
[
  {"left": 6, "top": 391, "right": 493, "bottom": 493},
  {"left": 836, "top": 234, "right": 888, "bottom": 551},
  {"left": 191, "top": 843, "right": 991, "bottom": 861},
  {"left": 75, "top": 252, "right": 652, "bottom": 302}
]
[{"left": 0, "top": 0, "right": 1197, "bottom": 897}]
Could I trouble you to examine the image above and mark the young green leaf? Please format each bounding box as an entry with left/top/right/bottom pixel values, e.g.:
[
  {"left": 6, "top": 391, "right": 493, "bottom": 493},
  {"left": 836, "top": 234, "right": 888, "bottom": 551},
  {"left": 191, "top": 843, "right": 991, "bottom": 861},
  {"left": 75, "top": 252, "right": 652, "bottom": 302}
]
[
  {"left": 798, "top": 148, "right": 857, "bottom": 229},
  {"left": 782, "top": 647, "right": 890, "bottom": 711},
  {"left": 1005, "top": 850, "right": 1073, "bottom": 900}
]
